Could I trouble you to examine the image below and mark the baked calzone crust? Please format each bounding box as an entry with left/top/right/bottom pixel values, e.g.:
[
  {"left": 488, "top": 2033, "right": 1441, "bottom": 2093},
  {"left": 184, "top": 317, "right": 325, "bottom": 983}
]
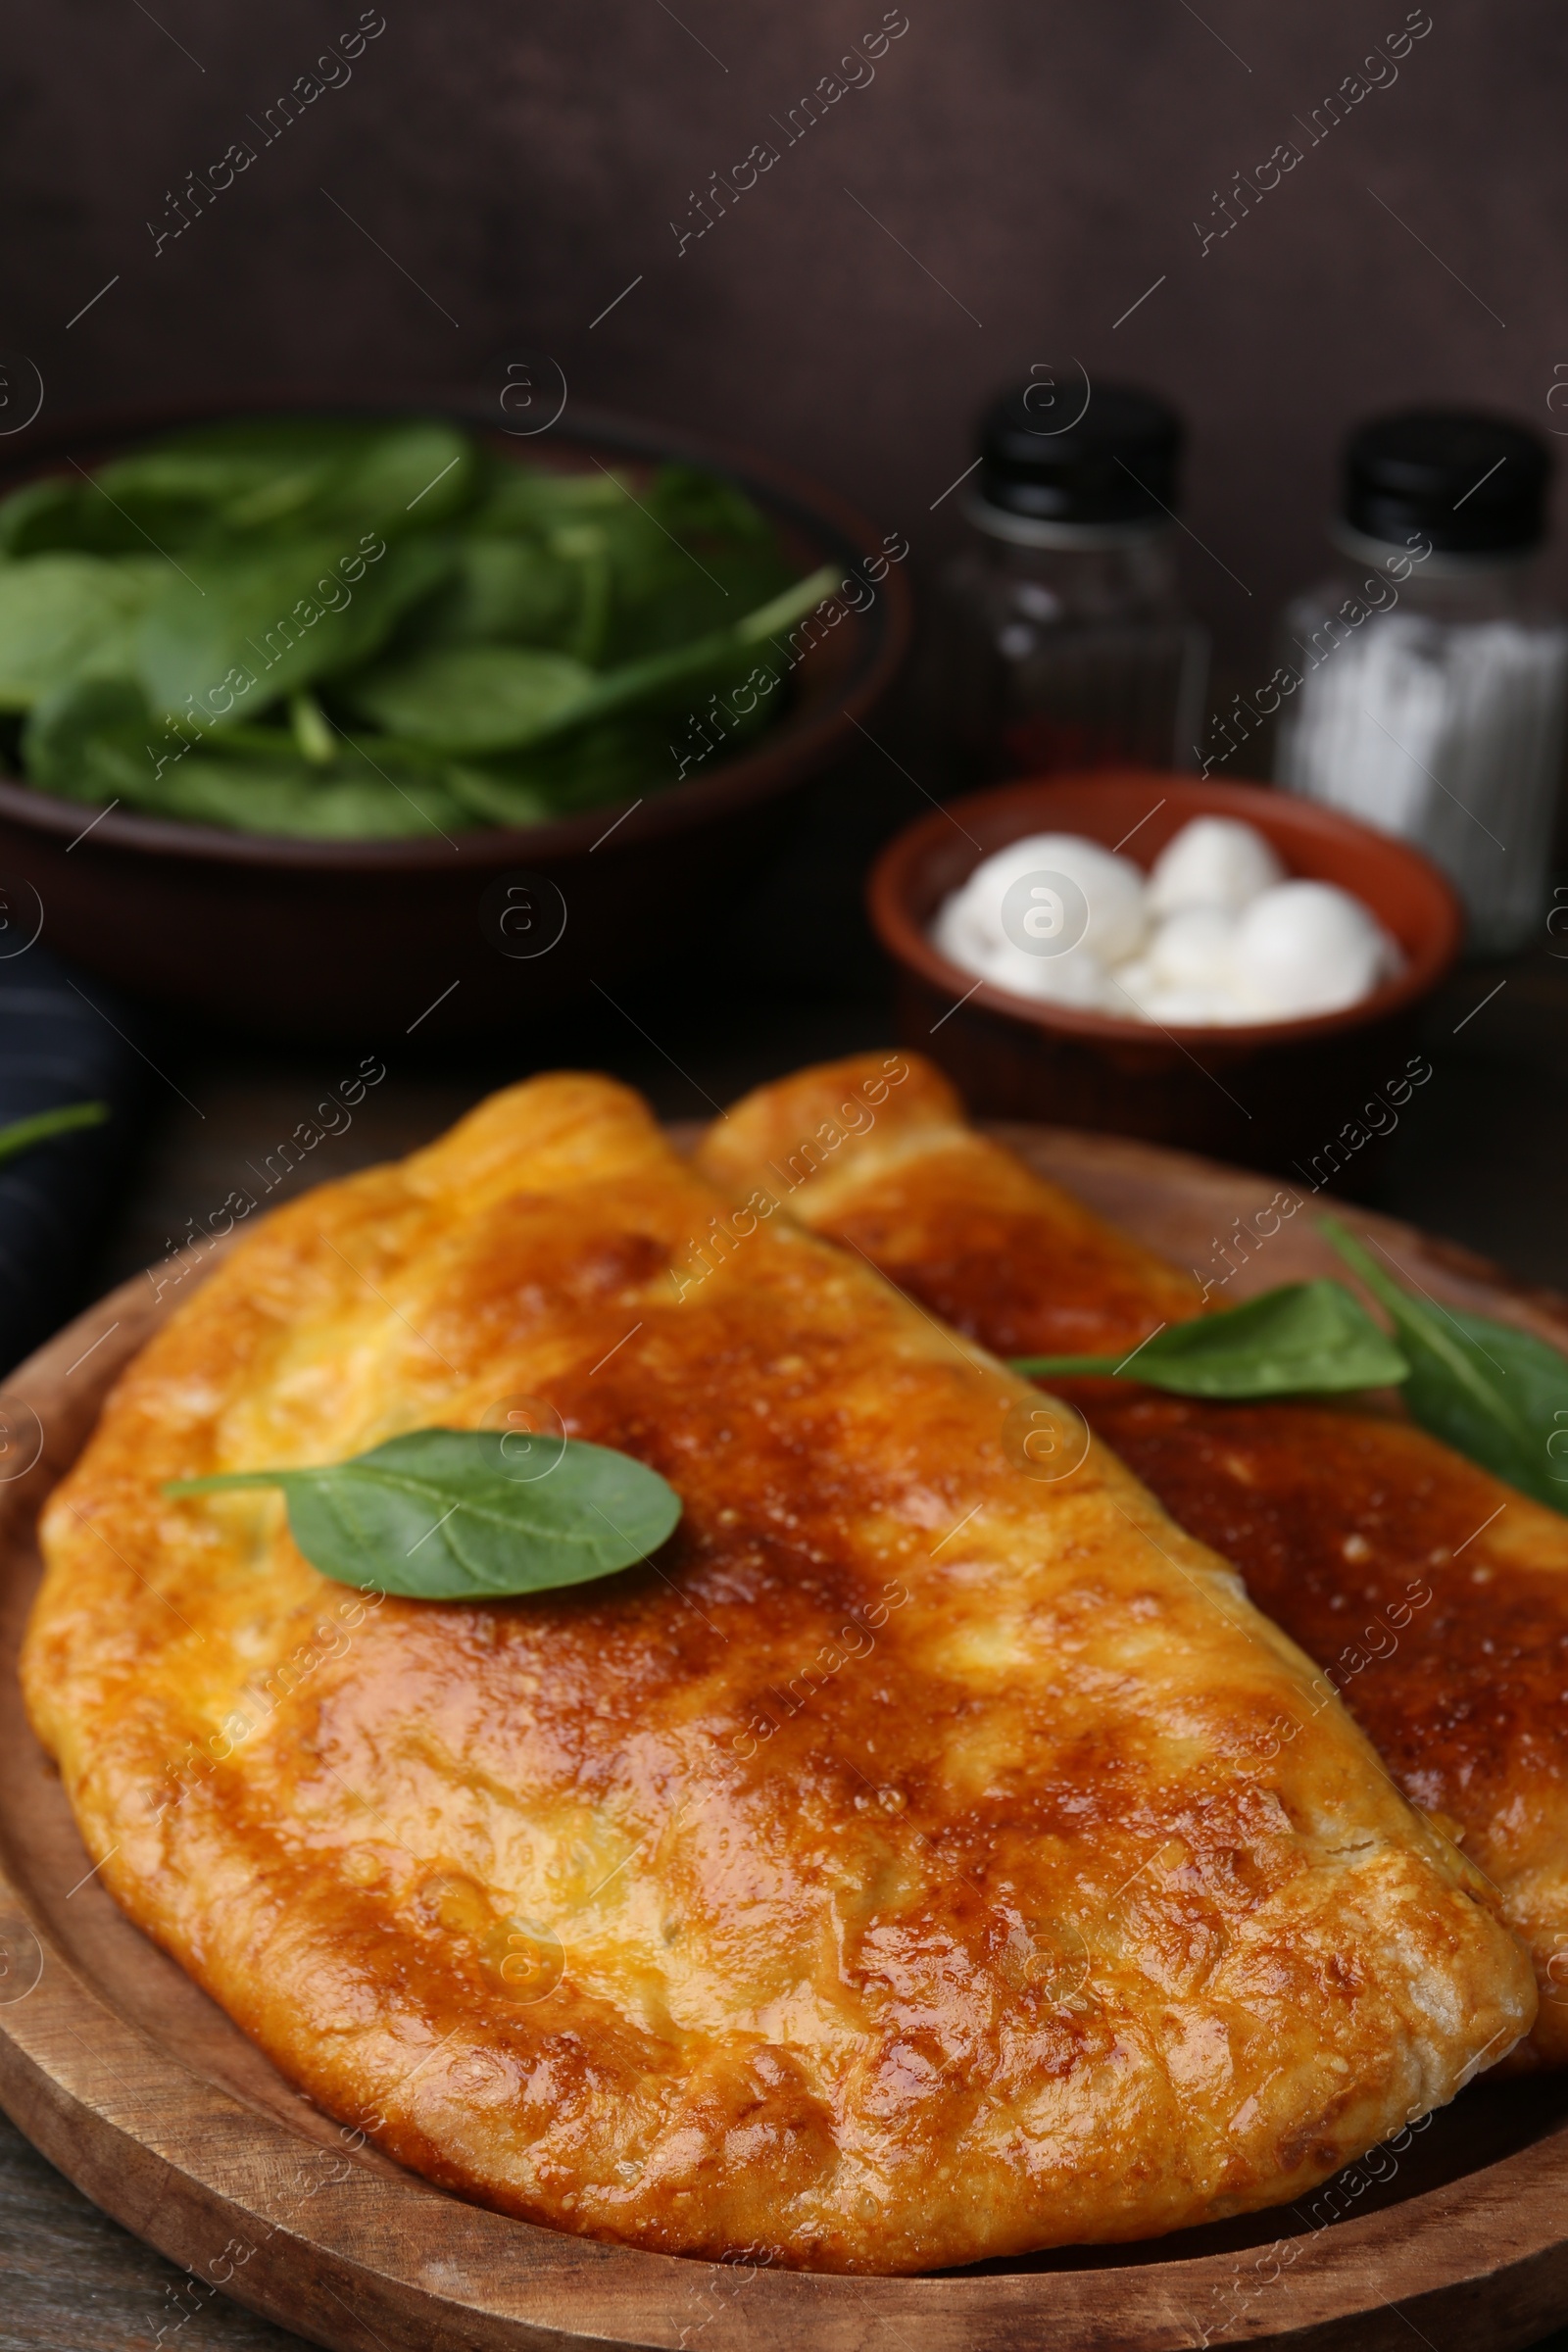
[
  {"left": 699, "top": 1052, "right": 1568, "bottom": 2066},
  {"left": 25, "top": 1072, "right": 1534, "bottom": 2271}
]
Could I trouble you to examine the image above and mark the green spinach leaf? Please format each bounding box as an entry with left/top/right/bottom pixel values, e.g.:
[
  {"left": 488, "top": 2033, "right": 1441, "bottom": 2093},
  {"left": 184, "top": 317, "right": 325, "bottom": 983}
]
[
  {"left": 343, "top": 566, "right": 831, "bottom": 754},
  {"left": 0, "top": 1102, "right": 108, "bottom": 1165},
  {"left": 441, "top": 713, "right": 697, "bottom": 825},
  {"left": 342, "top": 644, "right": 592, "bottom": 754},
  {"left": 0, "top": 557, "right": 164, "bottom": 708},
  {"left": 0, "top": 474, "right": 221, "bottom": 560},
  {"left": 0, "top": 478, "right": 100, "bottom": 558},
  {"left": 166, "top": 1428, "right": 682, "bottom": 1600},
  {"left": 136, "top": 755, "right": 470, "bottom": 840},
  {"left": 459, "top": 460, "right": 793, "bottom": 662},
  {"left": 1322, "top": 1219, "right": 1568, "bottom": 1512},
  {"left": 1012, "top": 1278, "right": 1409, "bottom": 1397},
  {"left": 586, "top": 492, "right": 790, "bottom": 662},
  {"left": 95, "top": 416, "right": 478, "bottom": 543},
  {"left": 23, "top": 676, "right": 160, "bottom": 803},
  {"left": 462, "top": 454, "right": 631, "bottom": 537},
  {"left": 288, "top": 688, "right": 336, "bottom": 764},
  {"left": 136, "top": 535, "right": 452, "bottom": 724},
  {"left": 440, "top": 764, "right": 557, "bottom": 826},
  {"left": 512, "top": 563, "right": 837, "bottom": 748},
  {"left": 403, "top": 536, "right": 586, "bottom": 653},
  {"left": 24, "top": 676, "right": 473, "bottom": 835}
]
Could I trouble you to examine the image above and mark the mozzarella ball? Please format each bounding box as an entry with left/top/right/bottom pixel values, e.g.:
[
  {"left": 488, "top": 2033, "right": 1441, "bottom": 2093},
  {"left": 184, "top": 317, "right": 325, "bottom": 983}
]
[
  {"left": 981, "top": 934, "right": 1115, "bottom": 1010},
  {"left": 1135, "top": 987, "right": 1244, "bottom": 1027},
  {"left": 1106, "top": 956, "right": 1158, "bottom": 1009},
  {"left": 958, "top": 832, "right": 1147, "bottom": 963},
  {"left": 1231, "top": 881, "right": 1396, "bottom": 1017},
  {"left": 1148, "top": 816, "right": 1286, "bottom": 916},
  {"left": 930, "top": 888, "right": 995, "bottom": 975},
  {"left": 1144, "top": 906, "right": 1239, "bottom": 991}
]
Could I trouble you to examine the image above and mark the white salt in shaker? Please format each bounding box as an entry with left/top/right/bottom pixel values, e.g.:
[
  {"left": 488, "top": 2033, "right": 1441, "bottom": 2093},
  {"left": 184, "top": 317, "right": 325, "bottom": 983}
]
[{"left": 1272, "top": 410, "right": 1568, "bottom": 955}]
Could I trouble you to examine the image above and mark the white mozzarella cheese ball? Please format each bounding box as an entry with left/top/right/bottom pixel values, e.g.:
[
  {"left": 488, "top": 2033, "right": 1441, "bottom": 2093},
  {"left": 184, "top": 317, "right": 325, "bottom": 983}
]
[
  {"left": 930, "top": 889, "right": 995, "bottom": 975},
  {"left": 1105, "top": 956, "right": 1157, "bottom": 1010},
  {"left": 1136, "top": 987, "right": 1245, "bottom": 1027},
  {"left": 1144, "top": 906, "right": 1239, "bottom": 991},
  {"left": 1148, "top": 816, "right": 1286, "bottom": 915},
  {"left": 959, "top": 832, "right": 1148, "bottom": 963},
  {"left": 931, "top": 832, "right": 1147, "bottom": 990},
  {"left": 1110, "top": 953, "right": 1236, "bottom": 1026},
  {"left": 981, "top": 935, "right": 1117, "bottom": 1009},
  {"left": 1231, "top": 881, "right": 1397, "bottom": 1017}
]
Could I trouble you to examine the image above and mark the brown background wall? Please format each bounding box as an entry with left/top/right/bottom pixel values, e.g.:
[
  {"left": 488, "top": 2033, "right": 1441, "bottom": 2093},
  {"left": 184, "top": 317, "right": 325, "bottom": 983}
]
[{"left": 7, "top": 0, "right": 1564, "bottom": 684}]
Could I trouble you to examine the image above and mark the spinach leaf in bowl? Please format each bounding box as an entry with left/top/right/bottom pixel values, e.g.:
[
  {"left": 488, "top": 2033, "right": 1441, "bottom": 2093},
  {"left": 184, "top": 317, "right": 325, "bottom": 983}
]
[
  {"left": 0, "top": 557, "right": 164, "bottom": 708},
  {"left": 404, "top": 536, "right": 589, "bottom": 655},
  {"left": 346, "top": 564, "right": 833, "bottom": 757},
  {"left": 24, "top": 675, "right": 476, "bottom": 839},
  {"left": 0, "top": 475, "right": 223, "bottom": 561},
  {"left": 3, "top": 416, "right": 840, "bottom": 838},
  {"left": 442, "top": 714, "right": 689, "bottom": 824},
  {"left": 450, "top": 459, "right": 792, "bottom": 663},
  {"left": 341, "top": 644, "right": 594, "bottom": 754},
  {"left": 567, "top": 465, "right": 793, "bottom": 664},
  {"left": 0, "top": 478, "right": 109, "bottom": 558},
  {"left": 94, "top": 415, "right": 479, "bottom": 544},
  {"left": 0, "top": 419, "right": 479, "bottom": 562},
  {"left": 136, "top": 535, "right": 453, "bottom": 726},
  {"left": 23, "top": 676, "right": 155, "bottom": 801},
  {"left": 441, "top": 764, "right": 557, "bottom": 827},
  {"left": 134, "top": 757, "right": 472, "bottom": 839},
  {"left": 466, "top": 457, "right": 633, "bottom": 537}
]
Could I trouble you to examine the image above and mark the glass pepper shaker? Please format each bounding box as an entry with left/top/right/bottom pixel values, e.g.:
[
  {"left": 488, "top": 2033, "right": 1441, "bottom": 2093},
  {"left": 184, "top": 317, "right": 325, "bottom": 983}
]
[
  {"left": 1272, "top": 409, "right": 1568, "bottom": 956},
  {"left": 935, "top": 381, "right": 1210, "bottom": 780}
]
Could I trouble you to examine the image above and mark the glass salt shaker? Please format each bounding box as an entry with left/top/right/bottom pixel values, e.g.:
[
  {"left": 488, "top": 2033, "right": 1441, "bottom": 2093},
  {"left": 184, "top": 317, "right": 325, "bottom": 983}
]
[
  {"left": 1273, "top": 410, "right": 1568, "bottom": 956},
  {"left": 936, "top": 381, "right": 1210, "bottom": 780}
]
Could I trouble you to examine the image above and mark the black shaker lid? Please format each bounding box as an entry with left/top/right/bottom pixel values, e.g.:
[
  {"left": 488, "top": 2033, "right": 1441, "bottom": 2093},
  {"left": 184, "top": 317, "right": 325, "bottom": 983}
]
[
  {"left": 1342, "top": 409, "right": 1552, "bottom": 555},
  {"left": 976, "top": 381, "right": 1184, "bottom": 528}
]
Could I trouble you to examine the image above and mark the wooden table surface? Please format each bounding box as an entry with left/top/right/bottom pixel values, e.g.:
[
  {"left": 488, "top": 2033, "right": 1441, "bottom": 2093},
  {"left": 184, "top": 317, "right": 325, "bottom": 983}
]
[{"left": 5, "top": 832, "right": 1568, "bottom": 2348}]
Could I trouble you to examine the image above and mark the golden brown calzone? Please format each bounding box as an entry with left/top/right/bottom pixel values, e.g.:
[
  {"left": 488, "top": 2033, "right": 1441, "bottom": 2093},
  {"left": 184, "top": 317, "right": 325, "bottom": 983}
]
[
  {"left": 698, "top": 1051, "right": 1568, "bottom": 2066},
  {"left": 25, "top": 1072, "right": 1534, "bottom": 2272}
]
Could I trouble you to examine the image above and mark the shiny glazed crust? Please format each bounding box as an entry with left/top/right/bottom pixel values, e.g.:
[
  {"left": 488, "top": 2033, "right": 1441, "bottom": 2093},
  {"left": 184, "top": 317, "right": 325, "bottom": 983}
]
[
  {"left": 24, "top": 1072, "right": 1535, "bottom": 2273},
  {"left": 699, "top": 1052, "right": 1568, "bottom": 2066}
]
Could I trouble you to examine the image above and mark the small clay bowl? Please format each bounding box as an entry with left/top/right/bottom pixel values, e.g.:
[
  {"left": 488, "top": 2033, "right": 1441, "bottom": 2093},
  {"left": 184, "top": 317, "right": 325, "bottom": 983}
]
[{"left": 866, "top": 770, "right": 1463, "bottom": 1178}]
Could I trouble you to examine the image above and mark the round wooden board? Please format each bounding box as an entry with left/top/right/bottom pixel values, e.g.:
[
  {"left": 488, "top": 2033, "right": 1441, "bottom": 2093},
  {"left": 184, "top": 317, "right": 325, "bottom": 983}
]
[{"left": 3, "top": 1123, "right": 1568, "bottom": 2352}]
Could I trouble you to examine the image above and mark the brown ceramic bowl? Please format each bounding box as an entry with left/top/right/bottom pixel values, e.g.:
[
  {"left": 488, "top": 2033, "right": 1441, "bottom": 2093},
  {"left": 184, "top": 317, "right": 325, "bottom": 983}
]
[
  {"left": 0, "top": 399, "right": 910, "bottom": 1042},
  {"left": 867, "top": 770, "right": 1463, "bottom": 1177}
]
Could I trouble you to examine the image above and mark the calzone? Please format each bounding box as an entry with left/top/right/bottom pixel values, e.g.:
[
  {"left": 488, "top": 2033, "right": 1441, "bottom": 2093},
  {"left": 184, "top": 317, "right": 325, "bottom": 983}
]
[
  {"left": 25, "top": 1073, "right": 1534, "bottom": 2272},
  {"left": 699, "top": 1051, "right": 1568, "bottom": 2068}
]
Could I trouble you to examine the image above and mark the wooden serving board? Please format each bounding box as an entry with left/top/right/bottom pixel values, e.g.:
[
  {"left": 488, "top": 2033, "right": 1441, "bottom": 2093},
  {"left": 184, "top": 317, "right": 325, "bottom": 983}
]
[{"left": 3, "top": 1125, "right": 1568, "bottom": 2352}]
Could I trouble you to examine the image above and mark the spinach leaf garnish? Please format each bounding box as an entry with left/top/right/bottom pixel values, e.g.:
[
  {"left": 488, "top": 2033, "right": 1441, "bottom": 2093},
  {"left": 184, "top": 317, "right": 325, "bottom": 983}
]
[
  {"left": 165, "top": 1428, "right": 682, "bottom": 1600},
  {"left": 1321, "top": 1218, "right": 1568, "bottom": 1512},
  {"left": 1012, "top": 1278, "right": 1408, "bottom": 1398},
  {"left": 1013, "top": 1232, "right": 1568, "bottom": 1516}
]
